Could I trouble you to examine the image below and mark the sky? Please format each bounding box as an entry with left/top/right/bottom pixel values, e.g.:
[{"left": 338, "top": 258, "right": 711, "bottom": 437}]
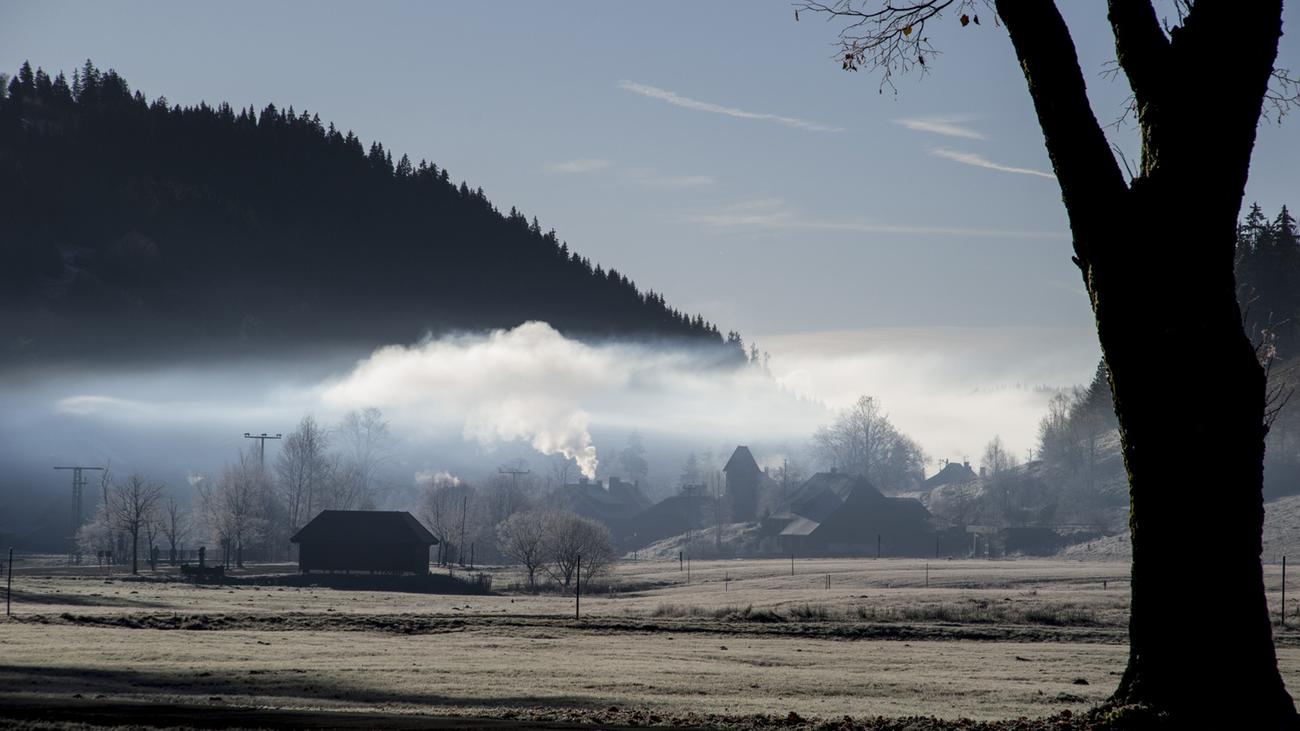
[{"left": 4, "top": 1, "right": 1298, "bottom": 465}]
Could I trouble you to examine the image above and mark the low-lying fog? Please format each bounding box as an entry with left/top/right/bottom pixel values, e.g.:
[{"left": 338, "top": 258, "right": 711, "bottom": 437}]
[{"left": 1, "top": 321, "right": 1099, "bottom": 510}]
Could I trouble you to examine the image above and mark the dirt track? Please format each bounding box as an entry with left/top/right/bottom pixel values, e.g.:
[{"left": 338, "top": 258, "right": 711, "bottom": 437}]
[
  {"left": 13, "top": 609, "right": 1133, "bottom": 645},
  {"left": 0, "top": 696, "right": 1135, "bottom": 730}
]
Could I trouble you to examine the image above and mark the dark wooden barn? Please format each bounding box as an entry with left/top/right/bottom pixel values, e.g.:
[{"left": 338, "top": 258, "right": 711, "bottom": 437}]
[
  {"left": 290, "top": 510, "right": 438, "bottom": 574},
  {"left": 772, "top": 471, "right": 934, "bottom": 556}
]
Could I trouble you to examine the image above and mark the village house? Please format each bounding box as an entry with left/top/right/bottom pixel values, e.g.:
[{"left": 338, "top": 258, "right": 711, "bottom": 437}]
[
  {"left": 290, "top": 510, "right": 438, "bottom": 574},
  {"left": 769, "top": 470, "right": 934, "bottom": 556}
]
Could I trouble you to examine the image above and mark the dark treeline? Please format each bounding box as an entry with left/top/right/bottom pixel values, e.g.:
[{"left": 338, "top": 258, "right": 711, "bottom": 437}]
[
  {"left": 1236, "top": 203, "right": 1300, "bottom": 358},
  {"left": 1028, "top": 204, "right": 1300, "bottom": 508},
  {"left": 0, "top": 60, "right": 736, "bottom": 362}
]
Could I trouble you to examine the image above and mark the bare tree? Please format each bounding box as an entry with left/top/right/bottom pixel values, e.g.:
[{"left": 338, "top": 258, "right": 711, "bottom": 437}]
[
  {"left": 679, "top": 452, "right": 702, "bottom": 488},
  {"left": 75, "top": 506, "right": 114, "bottom": 564},
  {"left": 980, "top": 436, "right": 1018, "bottom": 478},
  {"left": 483, "top": 470, "right": 532, "bottom": 529},
  {"left": 160, "top": 496, "right": 189, "bottom": 565},
  {"left": 771, "top": 455, "right": 806, "bottom": 505},
  {"left": 420, "top": 472, "right": 472, "bottom": 565},
  {"left": 277, "top": 415, "right": 330, "bottom": 537},
  {"left": 542, "top": 511, "right": 613, "bottom": 588},
  {"left": 802, "top": 0, "right": 1296, "bottom": 721},
  {"left": 107, "top": 473, "right": 165, "bottom": 574},
  {"left": 197, "top": 451, "right": 267, "bottom": 569},
  {"left": 496, "top": 509, "right": 549, "bottom": 591},
  {"left": 334, "top": 407, "right": 394, "bottom": 509},
  {"left": 812, "top": 395, "right": 925, "bottom": 490}
]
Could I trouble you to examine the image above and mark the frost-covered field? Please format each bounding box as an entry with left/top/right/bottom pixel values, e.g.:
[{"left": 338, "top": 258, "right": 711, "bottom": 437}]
[{"left": 2, "top": 558, "right": 1298, "bottom": 728}]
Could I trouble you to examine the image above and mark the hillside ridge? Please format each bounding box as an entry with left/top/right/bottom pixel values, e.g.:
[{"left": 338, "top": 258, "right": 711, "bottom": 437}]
[{"left": 0, "top": 60, "right": 738, "bottom": 364}]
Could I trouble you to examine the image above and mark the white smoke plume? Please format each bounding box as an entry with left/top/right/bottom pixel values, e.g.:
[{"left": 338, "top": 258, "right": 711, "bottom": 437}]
[
  {"left": 18, "top": 322, "right": 1100, "bottom": 483},
  {"left": 413, "top": 469, "right": 461, "bottom": 487},
  {"left": 319, "top": 322, "right": 771, "bottom": 479}
]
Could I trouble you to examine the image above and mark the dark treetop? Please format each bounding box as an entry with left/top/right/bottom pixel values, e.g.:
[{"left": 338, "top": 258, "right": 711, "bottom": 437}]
[{"left": 0, "top": 61, "right": 740, "bottom": 364}]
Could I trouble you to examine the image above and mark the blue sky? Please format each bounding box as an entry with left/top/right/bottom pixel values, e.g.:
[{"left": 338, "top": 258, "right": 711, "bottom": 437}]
[{"left": 5, "top": 1, "right": 1298, "bottom": 459}]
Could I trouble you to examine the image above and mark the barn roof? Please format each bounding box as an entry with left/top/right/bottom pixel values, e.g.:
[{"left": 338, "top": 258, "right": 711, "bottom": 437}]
[
  {"left": 552, "top": 479, "right": 651, "bottom": 523},
  {"left": 290, "top": 510, "right": 438, "bottom": 545},
  {"left": 785, "top": 471, "right": 886, "bottom": 524},
  {"left": 723, "top": 446, "right": 760, "bottom": 474},
  {"left": 924, "top": 461, "right": 978, "bottom": 488},
  {"left": 778, "top": 515, "right": 821, "bottom": 536},
  {"left": 776, "top": 471, "right": 932, "bottom": 539}
]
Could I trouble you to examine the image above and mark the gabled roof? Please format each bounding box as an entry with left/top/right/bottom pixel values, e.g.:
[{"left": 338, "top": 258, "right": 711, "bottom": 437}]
[
  {"left": 924, "top": 461, "right": 978, "bottom": 488},
  {"left": 778, "top": 515, "right": 821, "bottom": 537},
  {"left": 723, "top": 446, "right": 760, "bottom": 474},
  {"left": 776, "top": 471, "right": 931, "bottom": 539},
  {"left": 553, "top": 479, "right": 650, "bottom": 522},
  {"left": 290, "top": 510, "right": 438, "bottom": 545},
  {"left": 785, "top": 471, "right": 886, "bottom": 524}
]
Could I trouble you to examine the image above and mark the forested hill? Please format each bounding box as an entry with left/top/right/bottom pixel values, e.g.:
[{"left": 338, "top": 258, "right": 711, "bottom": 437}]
[{"left": 0, "top": 61, "right": 735, "bottom": 364}]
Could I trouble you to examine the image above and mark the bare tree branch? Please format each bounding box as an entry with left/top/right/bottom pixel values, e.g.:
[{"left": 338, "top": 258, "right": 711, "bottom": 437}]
[{"left": 794, "top": 0, "right": 987, "bottom": 92}]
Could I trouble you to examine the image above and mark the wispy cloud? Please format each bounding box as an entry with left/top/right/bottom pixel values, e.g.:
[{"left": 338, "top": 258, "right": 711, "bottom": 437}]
[
  {"left": 633, "top": 173, "right": 717, "bottom": 188},
  {"left": 617, "top": 80, "right": 843, "bottom": 133},
  {"left": 546, "top": 158, "right": 611, "bottom": 174},
  {"left": 688, "top": 199, "right": 795, "bottom": 229},
  {"left": 687, "top": 198, "right": 1065, "bottom": 239},
  {"left": 894, "top": 115, "right": 986, "bottom": 140},
  {"left": 931, "top": 148, "right": 1055, "bottom": 179}
]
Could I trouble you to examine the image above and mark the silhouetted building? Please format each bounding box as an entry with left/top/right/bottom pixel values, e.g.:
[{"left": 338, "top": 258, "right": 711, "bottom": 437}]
[
  {"left": 613, "top": 492, "right": 713, "bottom": 551},
  {"left": 551, "top": 476, "right": 652, "bottom": 527},
  {"left": 290, "top": 510, "right": 437, "bottom": 574},
  {"left": 772, "top": 470, "right": 933, "bottom": 556},
  {"left": 724, "top": 446, "right": 763, "bottom": 521},
  {"left": 924, "top": 460, "right": 979, "bottom": 489}
]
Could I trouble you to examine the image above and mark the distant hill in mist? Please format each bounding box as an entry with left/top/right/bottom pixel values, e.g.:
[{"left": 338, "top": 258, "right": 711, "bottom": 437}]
[{"left": 0, "top": 61, "right": 737, "bottom": 364}]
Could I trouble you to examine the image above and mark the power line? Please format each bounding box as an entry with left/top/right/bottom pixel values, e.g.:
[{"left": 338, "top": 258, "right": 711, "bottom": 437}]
[
  {"left": 243, "top": 432, "right": 283, "bottom": 470},
  {"left": 498, "top": 466, "right": 531, "bottom": 491},
  {"left": 53, "top": 465, "right": 105, "bottom": 560}
]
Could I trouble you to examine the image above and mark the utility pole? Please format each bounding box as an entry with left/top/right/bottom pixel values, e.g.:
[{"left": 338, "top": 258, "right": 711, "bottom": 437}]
[
  {"left": 242, "top": 432, "right": 282, "bottom": 470},
  {"left": 458, "top": 495, "right": 468, "bottom": 567},
  {"left": 498, "top": 466, "right": 531, "bottom": 493},
  {"left": 54, "top": 465, "right": 105, "bottom": 561},
  {"left": 6, "top": 547, "right": 12, "bottom": 617},
  {"left": 575, "top": 554, "right": 581, "bottom": 620}
]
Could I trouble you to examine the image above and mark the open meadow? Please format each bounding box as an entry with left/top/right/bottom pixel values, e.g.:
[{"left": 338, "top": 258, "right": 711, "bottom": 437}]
[{"left": 3, "top": 557, "right": 1300, "bottom": 728}]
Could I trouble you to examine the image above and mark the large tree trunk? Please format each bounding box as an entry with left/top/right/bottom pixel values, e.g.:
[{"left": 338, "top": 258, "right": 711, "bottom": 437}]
[
  {"left": 1097, "top": 197, "right": 1293, "bottom": 724},
  {"left": 994, "top": 0, "right": 1295, "bottom": 725}
]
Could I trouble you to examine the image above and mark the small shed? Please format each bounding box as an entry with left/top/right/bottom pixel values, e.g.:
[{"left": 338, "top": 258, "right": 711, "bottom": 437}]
[{"left": 290, "top": 510, "right": 437, "bottom": 574}]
